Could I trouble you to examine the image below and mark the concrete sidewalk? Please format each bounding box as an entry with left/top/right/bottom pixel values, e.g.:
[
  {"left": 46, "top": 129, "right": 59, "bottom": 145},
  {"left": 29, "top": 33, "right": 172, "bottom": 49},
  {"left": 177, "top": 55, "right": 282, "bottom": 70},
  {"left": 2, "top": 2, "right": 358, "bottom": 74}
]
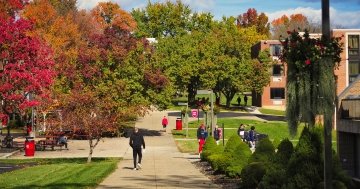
[{"left": 97, "top": 110, "right": 219, "bottom": 189}]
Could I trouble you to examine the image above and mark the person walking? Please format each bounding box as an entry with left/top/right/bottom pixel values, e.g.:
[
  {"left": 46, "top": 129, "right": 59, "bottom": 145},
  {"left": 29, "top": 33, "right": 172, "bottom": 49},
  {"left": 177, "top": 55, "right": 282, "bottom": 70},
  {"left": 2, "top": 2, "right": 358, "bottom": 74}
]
[
  {"left": 161, "top": 116, "right": 168, "bottom": 131},
  {"left": 237, "top": 124, "right": 245, "bottom": 141},
  {"left": 213, "top": 125, "right": 222, "bottom": 145},
  {"left": 129, "top": 127, "right": 145, "bottom": 170},
  {"left": 197, "top": 124, "right": 206, "bottom": 154},
  {"left": 237, "top": 96, "right": 241, "bottom": 106},
  {"left": 249, "top": 126, "right": 256, "bottom": 150}
]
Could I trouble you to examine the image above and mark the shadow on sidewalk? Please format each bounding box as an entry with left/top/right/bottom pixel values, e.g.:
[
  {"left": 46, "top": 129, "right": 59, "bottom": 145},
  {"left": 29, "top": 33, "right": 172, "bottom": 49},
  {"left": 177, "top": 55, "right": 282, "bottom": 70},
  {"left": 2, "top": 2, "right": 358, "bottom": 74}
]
[
  {"left": 118, "top": 175, "right": 217, "bottom": 188},
  {"left": 167, "top": 111, "right": 285, "bottom": 122},
  {"left": 138, "top": 128, "right": 162, "bottom": 137}
]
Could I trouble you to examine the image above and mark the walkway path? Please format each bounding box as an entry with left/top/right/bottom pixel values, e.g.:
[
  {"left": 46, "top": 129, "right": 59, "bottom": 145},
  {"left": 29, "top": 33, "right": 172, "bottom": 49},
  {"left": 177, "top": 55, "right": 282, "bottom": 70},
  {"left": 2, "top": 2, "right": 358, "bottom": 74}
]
[{"left": 97, "top": 110, "right": 219, "bottom": 189}]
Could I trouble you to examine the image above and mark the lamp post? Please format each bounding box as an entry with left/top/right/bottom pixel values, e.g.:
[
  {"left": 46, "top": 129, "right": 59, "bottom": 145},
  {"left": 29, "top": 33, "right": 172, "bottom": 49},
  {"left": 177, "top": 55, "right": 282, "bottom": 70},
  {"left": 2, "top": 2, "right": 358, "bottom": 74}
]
[
  {"left": 322, "top": 0, "right": 332, "bottom": 188},
  {"left": 197, "top": 89, "right": 214, "bottom": 135}
]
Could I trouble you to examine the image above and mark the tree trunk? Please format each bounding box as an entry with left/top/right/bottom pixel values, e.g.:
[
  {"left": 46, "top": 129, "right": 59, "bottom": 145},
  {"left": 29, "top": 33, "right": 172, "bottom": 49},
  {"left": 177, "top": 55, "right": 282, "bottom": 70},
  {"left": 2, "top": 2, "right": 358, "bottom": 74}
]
[
  {"left": 87, "top": 137, "right": 101, "bottom": 163},
  {"left": 87, "top": 139, "right": 93, "bottom": 163},
  {"left": 187, "top": 83, "right": 197, "bottom": 105}
]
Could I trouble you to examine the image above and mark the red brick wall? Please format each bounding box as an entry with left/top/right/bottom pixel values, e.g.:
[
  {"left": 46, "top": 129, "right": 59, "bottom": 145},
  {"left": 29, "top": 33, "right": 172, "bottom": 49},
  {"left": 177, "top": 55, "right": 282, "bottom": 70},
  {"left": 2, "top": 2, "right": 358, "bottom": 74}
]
[{"left": 333, "top": 30, "right": 348, "bottom": 95}]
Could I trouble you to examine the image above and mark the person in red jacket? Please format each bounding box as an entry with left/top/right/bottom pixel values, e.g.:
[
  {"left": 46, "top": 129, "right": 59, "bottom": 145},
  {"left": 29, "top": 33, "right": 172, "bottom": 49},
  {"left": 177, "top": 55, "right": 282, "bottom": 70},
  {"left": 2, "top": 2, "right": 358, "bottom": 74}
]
[{"left": 161, "top": 116, "right": 168, "bottom": 130}]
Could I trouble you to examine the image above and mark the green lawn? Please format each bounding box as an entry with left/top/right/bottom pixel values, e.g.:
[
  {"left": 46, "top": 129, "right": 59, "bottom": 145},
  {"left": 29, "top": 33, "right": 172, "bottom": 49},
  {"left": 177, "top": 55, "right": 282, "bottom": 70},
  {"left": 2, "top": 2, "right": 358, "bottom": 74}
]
[
  {"left": 169, "top": 93, "right": 252, "bottom": 110},
  {"left": 173, "top": 118, "right": 337, "bottom": 153},
  {"left": 258, "top": 108, "right": 285, "bottom": 116},
  {"left": 0, "top": 158, "right": 119, "bottom": 189}
]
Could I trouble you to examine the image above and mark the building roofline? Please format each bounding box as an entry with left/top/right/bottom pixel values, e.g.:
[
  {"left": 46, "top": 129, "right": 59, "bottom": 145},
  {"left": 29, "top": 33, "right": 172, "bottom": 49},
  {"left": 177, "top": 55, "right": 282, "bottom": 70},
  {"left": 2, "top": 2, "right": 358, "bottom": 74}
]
[
  {"left": 332, "top": 29, "right": 360, "bottom": 31},
  {"left": 338, "top": 75, "right": 360, "bottom": 99}
]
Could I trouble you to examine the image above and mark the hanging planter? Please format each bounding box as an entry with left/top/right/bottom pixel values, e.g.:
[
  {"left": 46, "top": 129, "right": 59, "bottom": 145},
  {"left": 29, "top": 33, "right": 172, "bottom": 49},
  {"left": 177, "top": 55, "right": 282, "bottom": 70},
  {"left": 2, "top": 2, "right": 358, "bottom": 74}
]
[{"left": 281, "top": 30, "right": 343, "bottom": 135}]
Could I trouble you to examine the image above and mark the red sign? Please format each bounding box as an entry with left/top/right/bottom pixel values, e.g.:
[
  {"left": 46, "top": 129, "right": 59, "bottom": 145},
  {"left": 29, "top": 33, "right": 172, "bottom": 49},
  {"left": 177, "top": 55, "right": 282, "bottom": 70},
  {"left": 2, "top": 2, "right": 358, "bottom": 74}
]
[{"left": 191, "top": 109, "right": 198, "bottom": 118}]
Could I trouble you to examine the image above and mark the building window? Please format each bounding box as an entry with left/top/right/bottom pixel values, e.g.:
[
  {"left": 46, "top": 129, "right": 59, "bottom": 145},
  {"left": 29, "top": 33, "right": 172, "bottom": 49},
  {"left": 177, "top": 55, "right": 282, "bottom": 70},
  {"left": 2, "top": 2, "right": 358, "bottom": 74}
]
[
  {"left": 348, "top": 35, "right": 360, "bottom": 84},
  {"left": 348, "top": 35, "right": 359, "bottom": 56},
  {"left": 270, "top": 44, "right": 282, "bottom": 56},
  {"left": 270, "top": 88, "right": 285, "bottom": 99},
  {"left": 272, "top": 64, "right": 283, "bottom": 76}
]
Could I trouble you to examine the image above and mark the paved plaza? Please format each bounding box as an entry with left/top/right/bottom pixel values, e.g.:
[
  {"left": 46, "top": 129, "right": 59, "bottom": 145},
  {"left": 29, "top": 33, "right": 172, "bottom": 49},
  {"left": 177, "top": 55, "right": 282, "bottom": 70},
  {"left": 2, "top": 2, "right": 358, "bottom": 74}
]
[{"left": 0, "top": 108, "right": 282, "bottom": 188}]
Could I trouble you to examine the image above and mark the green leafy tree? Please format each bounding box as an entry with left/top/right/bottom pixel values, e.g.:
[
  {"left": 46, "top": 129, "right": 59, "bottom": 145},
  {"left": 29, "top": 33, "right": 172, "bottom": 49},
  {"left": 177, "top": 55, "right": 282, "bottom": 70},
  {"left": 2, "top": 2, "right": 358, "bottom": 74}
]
[
  {"left": 131, "top": 0, "right": 192, "bottom": 38},
  {"left": 208, "top": 18, "right": 266, "bottom": 107}
]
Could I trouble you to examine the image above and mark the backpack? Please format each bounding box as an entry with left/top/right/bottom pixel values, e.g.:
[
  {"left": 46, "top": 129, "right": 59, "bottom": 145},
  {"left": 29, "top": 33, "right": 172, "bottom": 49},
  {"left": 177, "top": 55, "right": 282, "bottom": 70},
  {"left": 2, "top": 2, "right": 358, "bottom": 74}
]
[{"left": 243, "top": 131, "right": 249, "bottom": 141}]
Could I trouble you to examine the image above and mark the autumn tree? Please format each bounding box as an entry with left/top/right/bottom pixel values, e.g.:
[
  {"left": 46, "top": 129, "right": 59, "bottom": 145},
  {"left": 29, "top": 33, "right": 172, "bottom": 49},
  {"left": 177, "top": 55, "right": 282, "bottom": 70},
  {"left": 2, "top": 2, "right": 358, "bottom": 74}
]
[
  {"left": 0, "top": 0, "right": 28, "bottom": 19},
  {"left": 49, "top": 0, "right": 77, "bottom": 16},
  {"left": 237, "top": 8, "right": 270, "bottom": 37},
  {"left": 60, "top": 89, "right": 118, "bottom": 163},
  {"left": 52, "top": 2, "right": 170, "bottom": 162},
  {"left": 271, "top": 14, "right": 321, "bottom": 39},
  {"left": 0, "top": 18, "right": 55, "bottom": 139}
]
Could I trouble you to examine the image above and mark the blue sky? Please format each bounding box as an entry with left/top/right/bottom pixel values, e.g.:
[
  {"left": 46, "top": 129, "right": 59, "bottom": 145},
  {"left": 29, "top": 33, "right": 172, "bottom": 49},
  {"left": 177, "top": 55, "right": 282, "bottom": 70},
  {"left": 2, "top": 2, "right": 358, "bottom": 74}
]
[{"left": 77, "top": 0, "right": 360, "bottom": 28}]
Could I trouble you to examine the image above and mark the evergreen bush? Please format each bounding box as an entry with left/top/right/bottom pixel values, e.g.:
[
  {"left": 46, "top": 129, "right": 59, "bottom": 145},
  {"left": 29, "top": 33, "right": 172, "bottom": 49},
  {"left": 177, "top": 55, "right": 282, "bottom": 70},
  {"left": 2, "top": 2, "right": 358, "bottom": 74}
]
[
  {"left": 249, "top": 137, "right": 275, "bottom": 164},
  {"left": 226, "top": 141, "right": 252, "bottom": 178},
  {"left": 272, "top": 138, "right": 280, "bottom": 150},
  {"left": 224, "top": 134, "right": 242, "bottom": 154},
  {"left": 200, "top": 136, "right": 222, "bottom": 161},
  {"left": 285, "top": 127, "right": 323, "bottom": 188},
  {"left": 208, "top": 153, "right": 230, "bottom": 173},
  {"left": 274, "top": 138, "right": 294, "bottom": 166},
  {"left": 239, "top": 162, "right": 266, "bottom": 189},
  {"left": 258, "top": 166, "right": 286, "bottom": 189}
]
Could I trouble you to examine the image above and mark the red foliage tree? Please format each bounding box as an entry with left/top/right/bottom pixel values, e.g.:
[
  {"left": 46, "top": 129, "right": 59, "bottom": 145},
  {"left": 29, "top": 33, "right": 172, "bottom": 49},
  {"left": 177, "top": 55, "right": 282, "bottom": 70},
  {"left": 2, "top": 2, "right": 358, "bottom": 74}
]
[
  {"left": 0, "top": 18, "right": 55, "bottom": 137},
  {"left": 60, "top": 88, "right": 118, "bottom": 163},
  {"left": 0, "top": 0, "right": 28, "bottom": 19}
]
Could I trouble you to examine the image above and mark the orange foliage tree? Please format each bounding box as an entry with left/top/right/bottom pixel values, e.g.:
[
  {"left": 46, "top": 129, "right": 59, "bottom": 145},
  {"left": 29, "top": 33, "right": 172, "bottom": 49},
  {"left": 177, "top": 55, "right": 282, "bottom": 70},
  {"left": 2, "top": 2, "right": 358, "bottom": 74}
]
[{"left": 271, "top": 14, "right": 321, "bottom": 39}]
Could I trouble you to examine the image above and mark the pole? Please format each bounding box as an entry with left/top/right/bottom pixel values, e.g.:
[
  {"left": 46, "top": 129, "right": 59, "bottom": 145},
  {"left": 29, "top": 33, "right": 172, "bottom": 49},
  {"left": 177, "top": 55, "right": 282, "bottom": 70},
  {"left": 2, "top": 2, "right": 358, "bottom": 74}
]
[
  {"left": 186, "top": 104, "right": 188, "bottom": 138},
  {"left": 322, "top": 0, "right": 332, "bottom": 188},
  {"left": 197, "top": 107, "right": 199, "bottom": 123},
  {"left": 222, "top": 123, "right": 225, "bottom": 146},
  {"left": 210, "top": 90, "right": 214, "bottom": 136}
]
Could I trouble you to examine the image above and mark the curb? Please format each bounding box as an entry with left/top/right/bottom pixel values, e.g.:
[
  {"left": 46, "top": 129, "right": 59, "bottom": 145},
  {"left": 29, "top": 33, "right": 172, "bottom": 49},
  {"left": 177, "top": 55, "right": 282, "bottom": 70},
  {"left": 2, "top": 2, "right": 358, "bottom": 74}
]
[{"left": 0, "top": 149, "right": 21, "bottom": 159}]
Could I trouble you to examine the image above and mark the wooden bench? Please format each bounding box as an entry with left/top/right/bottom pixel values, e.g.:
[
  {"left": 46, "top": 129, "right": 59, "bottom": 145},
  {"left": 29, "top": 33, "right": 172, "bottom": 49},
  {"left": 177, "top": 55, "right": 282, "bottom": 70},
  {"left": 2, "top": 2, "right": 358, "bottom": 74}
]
[{"left": 36, "top": 136, "right": 67, "bottom": 151}]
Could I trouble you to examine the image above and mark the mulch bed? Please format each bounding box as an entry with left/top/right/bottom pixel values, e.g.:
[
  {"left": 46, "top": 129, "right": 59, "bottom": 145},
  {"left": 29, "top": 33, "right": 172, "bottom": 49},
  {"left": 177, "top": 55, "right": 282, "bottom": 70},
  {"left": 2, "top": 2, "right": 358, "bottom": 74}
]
[{"left": 192, "top": 160, "right": 241, "bottom": 189}]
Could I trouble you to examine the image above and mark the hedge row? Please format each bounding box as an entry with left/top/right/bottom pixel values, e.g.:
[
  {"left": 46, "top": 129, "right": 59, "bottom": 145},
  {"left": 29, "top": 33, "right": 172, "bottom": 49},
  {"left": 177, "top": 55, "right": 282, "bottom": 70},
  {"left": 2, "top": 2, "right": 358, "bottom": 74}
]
[{"left": 200, "top": 126, "right": 354, "bottom": 189}]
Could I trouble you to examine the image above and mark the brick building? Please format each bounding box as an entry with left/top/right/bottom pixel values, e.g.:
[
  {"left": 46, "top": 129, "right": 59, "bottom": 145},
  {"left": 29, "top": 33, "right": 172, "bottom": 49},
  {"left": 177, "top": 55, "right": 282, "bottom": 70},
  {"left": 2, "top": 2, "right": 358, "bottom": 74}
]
[
  {"left": 336, "top": 75, "right": 360, "bottom": 182},
  {"left": 251, "top": 40, "right": 286, "bottom": 110},
  {"left": 251, "top": 29, "right": 360, "bottom": 110}
]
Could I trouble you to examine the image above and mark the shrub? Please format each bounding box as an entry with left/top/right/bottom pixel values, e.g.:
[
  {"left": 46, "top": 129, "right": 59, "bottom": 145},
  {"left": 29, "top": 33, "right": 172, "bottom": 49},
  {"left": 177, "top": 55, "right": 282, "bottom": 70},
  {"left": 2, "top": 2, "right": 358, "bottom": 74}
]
[
  {"left": 208, "top": 153, "right": 230, "bottom": 173},
  {"left": 224, "top": 134, "right": 242, "bottom": 154},
  {"left": 258, "top": 165, "right": 287, "bottom": 189},
  {"left": 200, "top": 137, "right": 222, "bottom": 161},
  {"left": 317, "top": 180, "right": 347, "bottom": 189},
  {"left": 226, "top": 141, "right": 252, "bottom": 178},
  {"left": 274, "top": 138, "right": 294, "bottom": 167},
  {"left": 239, "top": 162, "right": 266, "bottom": 189},
  {"left": 249, "top": 137, "right": 275, "bottom": 164},
  {"left": 285, "top": 126, "right": 323, "bottom": 188},
  {"left": 272, "top": 138, "right": 280, "bottom": 150}
]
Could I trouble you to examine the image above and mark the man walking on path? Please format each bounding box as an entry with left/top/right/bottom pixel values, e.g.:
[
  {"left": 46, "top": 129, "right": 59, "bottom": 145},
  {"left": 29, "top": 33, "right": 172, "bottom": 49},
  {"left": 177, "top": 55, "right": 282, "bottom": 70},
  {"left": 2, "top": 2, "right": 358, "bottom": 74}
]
[{"left": 129, "top": 127, "right": 145, "bottom": 170}]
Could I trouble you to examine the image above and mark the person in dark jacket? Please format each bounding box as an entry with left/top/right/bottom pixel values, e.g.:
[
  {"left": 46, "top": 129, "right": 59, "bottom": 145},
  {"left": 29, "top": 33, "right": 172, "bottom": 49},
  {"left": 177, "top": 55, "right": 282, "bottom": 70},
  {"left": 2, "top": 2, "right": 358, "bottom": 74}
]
[
  {"left": 213, "top": 125, "right": 222, "bottom": 145},
  {"left": 129, "top": 127, "right": 145, "bottom": 170},
  {"left": 197, "top": 124, "right": 206, "bottom": 154},
  {"left": 249, "top": 126, "right": 256, "bottom": 149}
]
